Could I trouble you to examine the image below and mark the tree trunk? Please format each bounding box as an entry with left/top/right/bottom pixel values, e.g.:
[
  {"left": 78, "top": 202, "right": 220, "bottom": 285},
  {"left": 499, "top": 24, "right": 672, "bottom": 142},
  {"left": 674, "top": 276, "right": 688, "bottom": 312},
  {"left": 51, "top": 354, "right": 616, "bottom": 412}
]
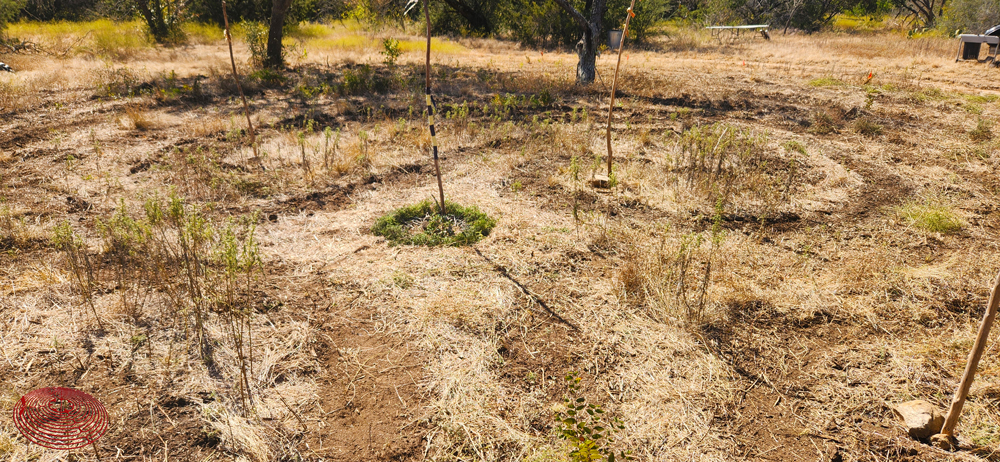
[
  {"left": 136, "top": 0, "right": 169, "bottom": 42},
  {"left": 266, "top": 0, "right": 294, "bottom": 68},
  {"left": 552, "top": 0, "right": 606, "bottom": 85},
  {"left": 576, "top": 28, "right": 598, "bottom": 84}
]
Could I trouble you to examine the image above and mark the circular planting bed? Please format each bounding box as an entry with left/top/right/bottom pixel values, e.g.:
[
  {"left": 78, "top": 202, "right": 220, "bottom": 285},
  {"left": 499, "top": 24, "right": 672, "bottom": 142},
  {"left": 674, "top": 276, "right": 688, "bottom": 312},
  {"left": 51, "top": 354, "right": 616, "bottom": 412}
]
[{"left": 372, "top": 200, "right": 497, "bottom": 246}]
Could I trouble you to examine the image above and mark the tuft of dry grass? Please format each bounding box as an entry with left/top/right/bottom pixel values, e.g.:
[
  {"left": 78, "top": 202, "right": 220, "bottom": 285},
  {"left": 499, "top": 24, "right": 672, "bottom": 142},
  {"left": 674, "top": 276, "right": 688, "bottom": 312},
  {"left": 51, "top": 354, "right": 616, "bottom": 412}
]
[
  {"left": 119, "top": 102, "right": 156, "bottom": 131},
  {"left": 854, "top": 117, "right": 884, "bottom": 137},
  {"left": 969, "top": 119, "right": 993, "bottom": 142}
]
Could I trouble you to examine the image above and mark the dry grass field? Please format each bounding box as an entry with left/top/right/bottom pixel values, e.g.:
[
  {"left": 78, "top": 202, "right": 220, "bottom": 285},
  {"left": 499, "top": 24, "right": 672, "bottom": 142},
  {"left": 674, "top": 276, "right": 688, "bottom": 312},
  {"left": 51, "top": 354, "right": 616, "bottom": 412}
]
[{"left": 3, "top": 20, "right": 1000, "bottom": 461}]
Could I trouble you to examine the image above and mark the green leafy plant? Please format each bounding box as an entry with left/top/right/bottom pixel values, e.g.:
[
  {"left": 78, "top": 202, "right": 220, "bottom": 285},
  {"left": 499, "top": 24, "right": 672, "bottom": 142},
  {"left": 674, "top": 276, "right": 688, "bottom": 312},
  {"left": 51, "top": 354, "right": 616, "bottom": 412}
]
[
  {"left": 371, "top": 200, "right": 496, "bottom": 246},
  {"left": 381, "top": 37, "right": 402, "bottom": 68},
  {"left": 241, "top": 21, "right": 268, "bottom": 68},
  {"left": 554, "top": 372, "right": 632, "bottom": 462}
]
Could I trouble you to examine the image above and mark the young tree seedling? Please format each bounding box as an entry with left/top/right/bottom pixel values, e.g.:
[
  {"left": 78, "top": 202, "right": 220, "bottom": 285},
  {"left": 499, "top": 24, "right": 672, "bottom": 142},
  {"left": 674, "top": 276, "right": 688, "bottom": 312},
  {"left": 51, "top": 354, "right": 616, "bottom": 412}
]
[
  {"left": 423, "top": 0, "right": 446, "bottom": 215},
  {"left": 221, "top": 0, "right": 259, "bottom": 165}
]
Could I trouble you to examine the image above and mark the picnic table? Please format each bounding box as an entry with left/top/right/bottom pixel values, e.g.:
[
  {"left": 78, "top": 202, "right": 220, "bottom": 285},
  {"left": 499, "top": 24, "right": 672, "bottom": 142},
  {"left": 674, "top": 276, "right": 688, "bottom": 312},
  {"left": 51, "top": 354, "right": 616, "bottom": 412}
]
[{"left": 705, "top": 24, "right": 771, "bottom": 42}]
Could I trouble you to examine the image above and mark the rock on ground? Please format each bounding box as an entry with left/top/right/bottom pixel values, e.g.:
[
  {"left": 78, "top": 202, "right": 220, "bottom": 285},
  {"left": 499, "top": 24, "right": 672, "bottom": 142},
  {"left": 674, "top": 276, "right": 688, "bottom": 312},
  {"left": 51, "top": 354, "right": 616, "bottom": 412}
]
[{"left": 893, "top": 400, "right": 944, "bottom": 440}]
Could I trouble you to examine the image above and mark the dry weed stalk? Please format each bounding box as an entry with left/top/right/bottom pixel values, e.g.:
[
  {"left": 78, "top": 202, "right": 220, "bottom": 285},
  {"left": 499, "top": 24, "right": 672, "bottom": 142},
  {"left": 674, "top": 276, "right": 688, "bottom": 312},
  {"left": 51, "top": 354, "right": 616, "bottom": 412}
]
[
  {"left": 52, "top": 221, "right": 105, "bottom": 330},
  {"left": 667, "top": 123, "right": 783, "bottom": 217}
]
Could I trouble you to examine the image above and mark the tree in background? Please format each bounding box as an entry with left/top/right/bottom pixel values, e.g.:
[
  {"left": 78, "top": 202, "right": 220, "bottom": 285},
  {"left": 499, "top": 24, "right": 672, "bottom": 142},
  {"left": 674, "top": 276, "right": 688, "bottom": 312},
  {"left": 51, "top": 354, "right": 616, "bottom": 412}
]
[
  {"left": 21, "top": 0, "right": 94, "bottom": 21},
  {"left": 0, "top": 0, "right": 25, "bottom": 33},
  {"left": 616, "top": 0, "right": 671, "bottom": 42},
  {"left": 706, "top": 0, "right": 881, "bottom": 31},
  {"left": 498, "top": 0, "right": 580, "bottom": 48},
  {"left": 134, "top": 0, "right": 185, "bottom": 42},
  {"left": 892, "top": 0, "right": 947, "bottom": 27},
  {"left": 550, "top": 0, "right": 608, "bottom": 84},
  {"left": 435, "top": 0, "right": 495, "bottom": 33},
  {"left": 266, "top": 0, "right": 293, "bottom": 66},
  {"left": 941, "top": 0, "right": 1000, "bottom": 33}
]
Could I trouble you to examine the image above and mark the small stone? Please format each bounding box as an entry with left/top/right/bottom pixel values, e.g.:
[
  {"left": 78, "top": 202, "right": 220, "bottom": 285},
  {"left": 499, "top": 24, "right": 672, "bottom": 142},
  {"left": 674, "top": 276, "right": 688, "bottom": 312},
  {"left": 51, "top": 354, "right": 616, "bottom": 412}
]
[
  {"left": 590, "top": 174, "right": 610, "bottom": 189},
  {"left": 892, "top": 400, "right": 944, "bottom": 440},
  {"left": 930, "top": 433, "right": 955, "bottom": 450}
]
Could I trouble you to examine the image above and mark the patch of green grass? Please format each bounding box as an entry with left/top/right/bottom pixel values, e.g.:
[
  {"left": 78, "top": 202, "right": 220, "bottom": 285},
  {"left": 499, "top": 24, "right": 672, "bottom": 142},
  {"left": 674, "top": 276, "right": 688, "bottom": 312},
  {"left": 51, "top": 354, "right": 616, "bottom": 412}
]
[
  {"left": 898, "top": 199, "right": 964, "bottom": 234},
  {"left": 782, "top": 140, "right": 807, "bottom": 155},
  {"left": 286, "top": 22, "right": 333, "bottom": 39},
  {"left": 912, "top": 87, "right": 947, "bottom": 103},
  {"left": 397, "top": 37, "right": 467, "bottom": 54},
  {"left": 182, "top": 22, "right": 223, "bottom": 45},
  {"left": 91, "top": 21, "right": 151, "bottom": 59},
  {"left": 961, "top": 93, "right": 998, "bottom": 104},
  {"left": 249, "top": 68, "right": 287, "bottom": 86},
  {"left": 963, "top": 103, "right": 984, "bottom": 115},
  {"left": 808, "top": 77, "right": 845, "bottom": 87},
  {"left": 372, "top": 200, "right": 497, "bottom": 246},
  {"left": 9, "top": 20, "right": 151, "bottom": 59},
  {"left": 964, "top": 407, "right": 1000, "bottom": 447}
]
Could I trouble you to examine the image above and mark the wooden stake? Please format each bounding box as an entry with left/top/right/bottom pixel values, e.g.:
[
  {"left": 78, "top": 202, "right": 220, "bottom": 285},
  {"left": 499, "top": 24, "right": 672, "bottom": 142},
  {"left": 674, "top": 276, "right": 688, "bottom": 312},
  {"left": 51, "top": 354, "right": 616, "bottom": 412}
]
[
  {"left": 605, "top": 0, "right": 637, "bottom": 179},
  {"left": 940, "top": 269, "right": 1000, "bottom": 436},
  {"left": 424, "top": 0, "right": 446, "bottom": 215}
]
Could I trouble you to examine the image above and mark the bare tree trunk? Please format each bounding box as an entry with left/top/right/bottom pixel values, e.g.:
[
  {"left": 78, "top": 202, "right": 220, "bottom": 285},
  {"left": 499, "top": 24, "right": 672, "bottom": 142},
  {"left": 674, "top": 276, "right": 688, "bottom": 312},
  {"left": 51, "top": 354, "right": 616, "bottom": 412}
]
[
  {"left": 266, "top": 0, "right": 294, "bottom": 68},
  {"left": 552, "top": 0, "right": 607, "bottom": 85}
]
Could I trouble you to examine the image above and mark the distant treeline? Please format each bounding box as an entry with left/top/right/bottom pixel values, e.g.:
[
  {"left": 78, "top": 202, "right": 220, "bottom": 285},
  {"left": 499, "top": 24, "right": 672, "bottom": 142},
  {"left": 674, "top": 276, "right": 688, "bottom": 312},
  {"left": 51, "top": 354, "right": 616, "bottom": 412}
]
[{"left": 3, "top": 0, "right": 998, "bottom": 44}]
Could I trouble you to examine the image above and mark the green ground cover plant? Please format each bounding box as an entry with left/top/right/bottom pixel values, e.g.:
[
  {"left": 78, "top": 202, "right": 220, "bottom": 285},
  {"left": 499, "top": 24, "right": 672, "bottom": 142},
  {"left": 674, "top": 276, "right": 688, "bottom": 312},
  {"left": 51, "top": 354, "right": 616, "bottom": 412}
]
[{"left": 372, "top": 200, "right": 496, "bottom": 246}]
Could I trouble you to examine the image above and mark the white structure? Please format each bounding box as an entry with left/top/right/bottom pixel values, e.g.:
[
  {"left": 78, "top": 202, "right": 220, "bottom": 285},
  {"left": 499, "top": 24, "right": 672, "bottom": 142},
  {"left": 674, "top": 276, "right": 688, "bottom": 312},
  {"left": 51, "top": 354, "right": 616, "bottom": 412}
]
[
  {"left": 705, "top": 25, "right": 771, "bottom": 42},
  {"left": 956, "top": 34, "right": 1000, "bottom": 62}
]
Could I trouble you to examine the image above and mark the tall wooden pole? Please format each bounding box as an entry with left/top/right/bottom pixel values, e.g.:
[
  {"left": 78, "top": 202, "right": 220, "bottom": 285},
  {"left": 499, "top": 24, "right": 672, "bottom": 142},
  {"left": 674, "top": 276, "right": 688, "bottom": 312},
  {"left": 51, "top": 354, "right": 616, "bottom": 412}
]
[
  {"left": 424, "top": 0, "right": 446, "bottom": 215},
  {"left": 605, "top": 0, "right": 637, "bottom": 178},
  {"left": 940, "top": 270, "right": 1000, "bottom": 436}
]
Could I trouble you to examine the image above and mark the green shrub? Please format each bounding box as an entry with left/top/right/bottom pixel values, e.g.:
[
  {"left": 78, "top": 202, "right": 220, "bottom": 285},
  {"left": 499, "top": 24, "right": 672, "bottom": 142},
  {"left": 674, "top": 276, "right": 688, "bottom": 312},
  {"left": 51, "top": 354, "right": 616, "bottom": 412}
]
[
  {"left": 941, "top": 0, "right": 1000, "bottom": 35},
  {"left": 0, "top": 0, "right": 24, "bottom": 32},
  {"left": 782, "top": 140, "right": 807, "bottom": 155},
  {"left": 554, "top": 372, "right": 633, "bottom": 462},
  {"left": 239, "top": 21, "right": 267, "bottom": 68},
  {"left": 372, "top": 200, "right": 496, "bottom": 246},
  {"left": 381, "top": 37, "right": 401, "bottom": 67}
]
